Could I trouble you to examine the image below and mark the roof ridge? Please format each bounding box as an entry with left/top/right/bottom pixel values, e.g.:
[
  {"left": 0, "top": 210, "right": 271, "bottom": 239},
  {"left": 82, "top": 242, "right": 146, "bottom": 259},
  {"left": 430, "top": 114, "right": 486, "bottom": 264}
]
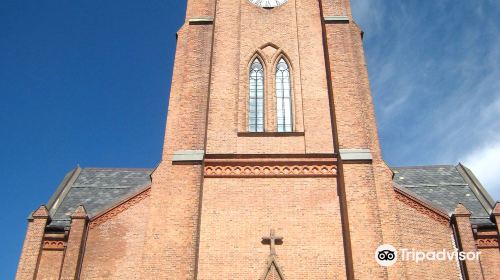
[
  {"left": 81, "top": 167, "right": 153, "bottom": 171},
  {"left": 47, "top": 167, "right": 82, "bottom": 215},
  {"left": 456, "top": 163, "right": 495, "bottom": 212},
  {"left": 392, "top": 164, "right": 455, "bottom": 169},
  {"left": 403, "top": 184, "right": 469, "bottom": 187}
]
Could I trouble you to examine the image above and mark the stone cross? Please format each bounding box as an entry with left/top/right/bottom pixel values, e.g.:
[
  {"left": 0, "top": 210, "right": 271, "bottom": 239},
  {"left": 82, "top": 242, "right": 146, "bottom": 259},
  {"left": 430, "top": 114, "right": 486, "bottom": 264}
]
[{"left": 262, "top": 229, "right": 283, "bottom": 255}]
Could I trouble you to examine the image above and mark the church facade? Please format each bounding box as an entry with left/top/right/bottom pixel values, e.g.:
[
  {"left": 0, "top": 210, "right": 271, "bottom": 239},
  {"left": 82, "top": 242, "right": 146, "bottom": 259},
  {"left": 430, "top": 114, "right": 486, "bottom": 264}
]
[{"left": 16, "top": 1, "right": 500, "bottom": 279}]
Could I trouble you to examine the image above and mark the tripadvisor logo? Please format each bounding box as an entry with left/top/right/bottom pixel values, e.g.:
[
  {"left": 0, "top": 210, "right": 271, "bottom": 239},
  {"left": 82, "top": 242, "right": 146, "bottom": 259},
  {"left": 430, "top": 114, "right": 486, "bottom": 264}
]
[
  {"left": 375, "top": 244, "right": 398, "bottom": 267},
  {"left": 375, "top": 244, "right": 481, "bottom": 267}
]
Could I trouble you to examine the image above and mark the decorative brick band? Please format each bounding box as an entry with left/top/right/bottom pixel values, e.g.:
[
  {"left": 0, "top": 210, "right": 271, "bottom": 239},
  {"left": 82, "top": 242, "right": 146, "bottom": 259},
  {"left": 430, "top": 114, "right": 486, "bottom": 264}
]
[
  {"left": 476, "top": 237, "right": 499, "bottom": 249},
  {"left": 204, "top": 157, "right": 337, "bottom": 178},
  {"left": 89, "top": 188, "right": 151, "bottom": 229},
  {"left": 43, "top": 240, "right": 65, "bottom": 250},
  {"left": 395, "top": 191, "right": 450, "bottom": 226}
]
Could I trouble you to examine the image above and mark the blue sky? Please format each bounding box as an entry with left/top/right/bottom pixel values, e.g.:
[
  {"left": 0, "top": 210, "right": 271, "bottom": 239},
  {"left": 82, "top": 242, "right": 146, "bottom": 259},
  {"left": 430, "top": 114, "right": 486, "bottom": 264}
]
[
  {"left": 351, "top": 0, "right": 500, "bottom": 201},
  {"left": 0, "top": 0, "right": 498, "bottom": 278}
]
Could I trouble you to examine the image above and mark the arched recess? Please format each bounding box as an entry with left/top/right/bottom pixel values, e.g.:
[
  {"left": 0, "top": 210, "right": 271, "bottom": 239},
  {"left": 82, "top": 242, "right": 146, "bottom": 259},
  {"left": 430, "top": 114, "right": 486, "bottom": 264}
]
[
  {"left": 259, "top": 43, "right": 280, "bottom": 60},
  {"left": 237, "top": 47, "right": 304, "bottom": 134}
]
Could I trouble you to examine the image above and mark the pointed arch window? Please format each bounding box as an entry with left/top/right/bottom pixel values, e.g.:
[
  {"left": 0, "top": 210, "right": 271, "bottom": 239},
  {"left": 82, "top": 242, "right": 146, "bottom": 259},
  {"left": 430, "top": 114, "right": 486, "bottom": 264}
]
[
  {"left": 276, "top": 58, "right": 292, "bottom": 132},
  {"left": 249, "top": 58, "right": 265, "bottom": 132}
]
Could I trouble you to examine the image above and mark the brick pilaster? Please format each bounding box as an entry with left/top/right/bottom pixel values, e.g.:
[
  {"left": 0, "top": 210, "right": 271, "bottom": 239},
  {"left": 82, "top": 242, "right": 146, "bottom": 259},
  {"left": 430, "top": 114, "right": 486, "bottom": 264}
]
[
  {"left": 15, "top": 205, "right": 49, "bottom": 280},
  {"left": 492, "top": 202, "right": 500, "bottom": 237},
  {"left": 141, "top": 1, "right": 215, "bottom": 278},
  {"left": 453, "top": 204, "right": 484, "bottom": 280},
  {"left": 60, "top": 205, "right": 89, "bottom": 280}
]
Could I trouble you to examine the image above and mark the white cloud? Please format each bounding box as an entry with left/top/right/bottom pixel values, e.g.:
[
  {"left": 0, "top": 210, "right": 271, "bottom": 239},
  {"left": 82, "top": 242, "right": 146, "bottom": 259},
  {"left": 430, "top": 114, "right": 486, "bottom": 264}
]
[
  {"left": 461, "top": 98, "right": 500, "bottom": 201},
  {"left": 463, "top": 141, "right": 500, "bottom": 201},
  {"left": 350, "top": 0, "right": 500, "bottom": 201}
]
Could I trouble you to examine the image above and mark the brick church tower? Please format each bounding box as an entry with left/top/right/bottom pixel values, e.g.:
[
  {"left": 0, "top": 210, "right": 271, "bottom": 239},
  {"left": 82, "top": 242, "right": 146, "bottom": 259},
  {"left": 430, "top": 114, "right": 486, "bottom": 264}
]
[
  {"left": 16, "top": 1, "right": 500, "bottom": 279},
  {"left": 141, "top": 0, "right": 401, "bottom": 278}
]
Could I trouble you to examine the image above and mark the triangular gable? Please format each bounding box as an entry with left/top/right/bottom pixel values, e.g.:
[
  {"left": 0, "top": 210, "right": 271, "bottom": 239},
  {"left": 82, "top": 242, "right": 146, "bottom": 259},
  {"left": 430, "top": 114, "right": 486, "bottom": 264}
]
[
  {"left": 89, "top": 186, "right": 151, "bottom": 229},
  {"left": 260, "top": 256, "right": 285, "bottom": 280},
  {"left": 394, "top": 183, "right": 451, "bottom": 224}
]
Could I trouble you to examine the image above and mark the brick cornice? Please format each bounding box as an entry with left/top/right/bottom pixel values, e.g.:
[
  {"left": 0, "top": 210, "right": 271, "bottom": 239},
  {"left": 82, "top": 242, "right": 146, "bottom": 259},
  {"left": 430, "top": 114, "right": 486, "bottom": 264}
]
[
  {"left": 475, "top": 230, "right": 499, "bottom": 249},
  {"left": 394, "top": 184, "right": 450, "bottom": 225},
  {"left": 476, "top": 237, "right": 499, "bottom": 249},
  {"left": 204, "top": 156, "right": 337, "bottom": 178},
  {"left": 89, "top": 186, "right": 151, "bottom": 229},
  {"left": 42, "top": 240, "right": 66, "bottom": 251}
]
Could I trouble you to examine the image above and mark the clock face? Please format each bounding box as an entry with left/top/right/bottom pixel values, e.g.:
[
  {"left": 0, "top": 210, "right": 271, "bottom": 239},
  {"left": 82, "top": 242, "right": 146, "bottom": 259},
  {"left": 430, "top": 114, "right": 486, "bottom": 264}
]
[{"left": 248, "top": 0, "right": 288, "bottom": 8}]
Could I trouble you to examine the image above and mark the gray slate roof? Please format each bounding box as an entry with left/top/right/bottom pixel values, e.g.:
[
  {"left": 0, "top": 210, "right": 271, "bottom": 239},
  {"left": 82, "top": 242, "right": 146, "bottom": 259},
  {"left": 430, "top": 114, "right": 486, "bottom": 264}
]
[
  {"left": 47, "top": 167, "right": 152, "bottom": 228},
  {"left": 44, "top": 164, "right": 494, "bottom": 229},
  {"left": 392, "top": 164, "right": 495, "bottom": 225}
]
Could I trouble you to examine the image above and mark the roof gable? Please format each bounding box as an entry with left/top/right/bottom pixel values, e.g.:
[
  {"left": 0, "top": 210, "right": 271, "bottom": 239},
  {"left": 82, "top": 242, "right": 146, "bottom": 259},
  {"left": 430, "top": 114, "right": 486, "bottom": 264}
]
[
  {"left": 392, "top": 164, "right": 494, "bottom": 225},
  {"left": 47, "top": 167, "right": 152, "bottom": 228},
  {"left": 260, "top": 256, "right": 286, "bottom": 280}
]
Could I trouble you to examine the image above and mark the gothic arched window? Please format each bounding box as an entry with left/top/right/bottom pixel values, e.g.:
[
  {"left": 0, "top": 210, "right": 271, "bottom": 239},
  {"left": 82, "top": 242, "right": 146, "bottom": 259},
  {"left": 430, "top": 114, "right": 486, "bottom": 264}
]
[
  {"left": 249, "top": 58, "right": 265, "bottom": 132},
  {"left": 276, "top": 58, "right": 292, "bottom": 132}
]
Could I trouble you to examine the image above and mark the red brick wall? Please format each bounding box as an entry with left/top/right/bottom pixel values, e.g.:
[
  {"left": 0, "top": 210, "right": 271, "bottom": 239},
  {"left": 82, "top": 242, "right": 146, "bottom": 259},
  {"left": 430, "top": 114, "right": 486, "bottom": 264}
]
[
  {"left": 485, "top": 206, "right": 500, "bottom": 279},
  {"left": 36, "top": 250, "right": 63, "bottom": 280},
  {"left": 455, "top": 213, "right": 484, "bottom": 279},
  {"left": 196, "top": 177, "right": 346, "bottom": 279},
  {"left": 342, "top": 164, "right": 389, "bottom": 279},
  {"left": 479, "top": 248, "right": 500, "bottom": 280},
  {"left": 140, "top": 0, "right": 215, "bottom": 278},
  {"left": 396, "top": 193, "right": 462, "bottom": 279},
  {"left": 60, "top": 216, "right": 87, "bottom": 280},
  {"left": 80, "top": 196, "right": 150, "bottom": 279},
  {"left": 16, "top": 208, "right": 49, "bottom": 280},
  {"left": 323, "top": 7, "right": 408, "bottom": 278},
  {"left": 141, "top": 1, "right": 405, "bottom": 279},
  {"left": 206, "top": 0, "right": 334, "bottom": 155}
]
